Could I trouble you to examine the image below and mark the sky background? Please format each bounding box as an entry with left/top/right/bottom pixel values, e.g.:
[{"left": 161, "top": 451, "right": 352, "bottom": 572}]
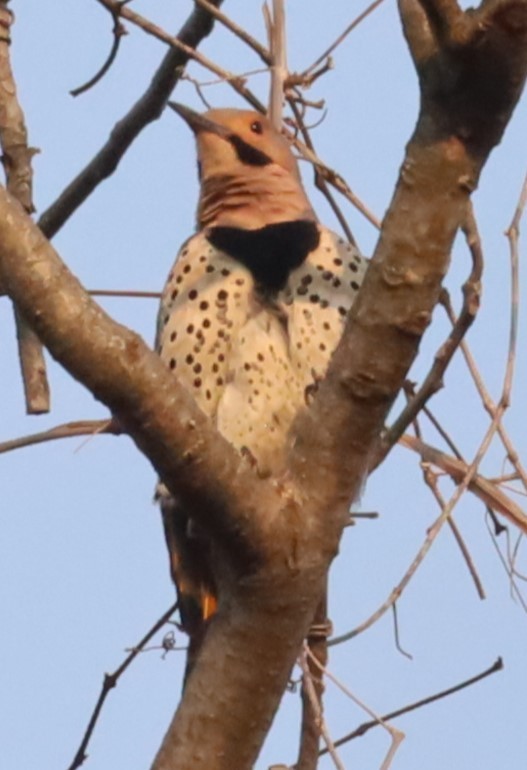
[{"left": 1, "top": 1, "right": 527, "bottom": 769}]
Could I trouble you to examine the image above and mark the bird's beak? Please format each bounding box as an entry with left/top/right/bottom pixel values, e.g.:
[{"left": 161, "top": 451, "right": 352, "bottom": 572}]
[{"left": 168, "top": 102, "right": 230, "bottom": 139}]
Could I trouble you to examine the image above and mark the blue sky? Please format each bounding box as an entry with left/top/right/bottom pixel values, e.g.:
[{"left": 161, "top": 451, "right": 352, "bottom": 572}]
[{"left": 1, "top": 2, "right": 527, "bottom": 769}]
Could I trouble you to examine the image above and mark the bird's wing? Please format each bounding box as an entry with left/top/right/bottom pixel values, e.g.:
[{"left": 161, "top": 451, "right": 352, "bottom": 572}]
[
  {"left": 282, "top": 227, "right": 368, "bottom": 393},
  {"left": 156, "top": 231, "right": 256, "bottom": 420},
  {"left": 157, "top": 231, "right": 306, "bottom": 475}
]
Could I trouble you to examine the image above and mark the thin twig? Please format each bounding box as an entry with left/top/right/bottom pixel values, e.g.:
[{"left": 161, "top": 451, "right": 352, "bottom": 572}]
[
  {"left": 320, "top": 658, "right": 503, "bottom": 753},
  {"left": 392, "top": 603, "right": 413, "bottom": 659},
  {"left": 485, "top": 516, "right": 527, "bottom": 612},
  {"left": 286, "top": 59, "right": 335, "bottom": 91},
  {"left": 406, "top": 389, "right": 485, "bottom": 600},
  {"left": 292, "top": 134, "right": 381, "bottom": 228},
  {"left": 67, "top": 603, "right": 178, "bottom": 770},
  {"left": 307, "top": 648, "right": 405, "bottom": 770},
  {"left": 439, "top": 168, "right": 527, "bottom": 500},
  {"left": 442, "top": 295, "right": 527, "bottom": 495},
  {"left": 502, "top": 169, "right": 526, "bottom": 407},
  {"left": 298, "top": 644, "right": 345, "bottom": 770},
  {"left": 12, "top": 306, "right": 50, "bottom": 414},
  {"left": 71, "top": 12, "right": 127, "bottom": 96},
  {"left": 331, "top": 415, "right": 524, "bottom": 646},
  {"left": 421, "top": 460, "right": 486, "bottom": 599},
  {"left": 422, "top": 403, "right": 464, "bottom": 460},
  {"left": 182, "top": 67, "right": 269, "bottom": 89},
  {"left": 265, "top": 0, "right": 287, "bottom": 128},
  {"left": 194, "top": 0, "right": 271, "bottom": 64},
  {"left": 288, "top": 97, "right": 357, "bottom": 244},
  {"left": 401, "top": 435, "right": 527, "bottom": 535},
  {"left": 0, "top": 419, "right": 118, "bottom": 455},
  {"left": 295, "top": 591, "right": 330, "bottom": 770},
  {"left": 94, "top": 0, "right": 265, "bottom": 112},
  {"left": 303, "top": 0, "right": 387, "bottom": 75}
]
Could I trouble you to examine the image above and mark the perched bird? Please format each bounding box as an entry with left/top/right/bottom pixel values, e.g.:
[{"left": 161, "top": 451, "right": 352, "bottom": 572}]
[{"left": 156, "top": 104, "right": 367, "bottom": 676}]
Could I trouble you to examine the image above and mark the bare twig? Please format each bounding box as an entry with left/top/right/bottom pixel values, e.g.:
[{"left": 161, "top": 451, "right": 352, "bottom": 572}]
[
  {"left": 502, "top": 169, "right": 526, "bottom": 407},
  {"left": 303, "top": 0, "right": 387, "bottom": 75},
  {"left": 401, "top": 435, "right": 527, "bottom": 535},
  {"left": 442, "top": 294, "right": 527, "bottom": 495},
  {"left": 298, "top": 643, "right": 344, "bottom": 770},
  {"left": 194, "top": 0, "right": 271, "bottom": 64},
  {"left": 308, "top": 649, "right": 405, "bottom": 770},
  {"left": 181, "top": 67, "right": 269, "bottom": 89},
  {"left": 438, "top": 170, "right": 527, "bottom": 500},
  {"left": 67, "top": 603, "right": 178, "bottom": 770},
  {"left": 265, "top": 0, "right": 287, "bottom": 128},
  {"left": 332, "top": 414, "right": 524, "bottom": 646},
  {"left": 94, "top": 0, "right": 265, "bottom": 112},
  {"left": 0, "top": 5, "right": 35, "bottom": 213},
  {"left": 12, "top": 306, "right": 50, "bottom": 414},
  {"left": 392, "top": 603, "right": 413, "bottom": 659},
  {"left": 295, "top": 591, "right": 330, "bottom": 770},
  {"left": 320, "top": 658, "right": 503, "bottom": 753},
  {"left": 406, "top": 390, "right": 485, "bottom": 599},
  {"left": 288, "top": 97, "right": 357, "bottom": 244},
  {"left": 0, "top": 2, "right": 49, "bottom": 413},
  {"left": 0, "top": 419, "right": 117, "bottom": 455},
  {"left": 422, "top": 402, "right": 464, "bottom": 460},
  {"left": 421, "top": 459, "right": 486, "bottom": 599},
  {"left": 485, "top": 516, "right": 527, "bottom": 612},
  {"left": 292, "top": 135, "right": 381, "bottom": 228},
  {"left": 70, "top": 10, "right": 127, "bottom": 96},
  {"left": 286, "top": 59, "right": 335, "bottom": 91}
]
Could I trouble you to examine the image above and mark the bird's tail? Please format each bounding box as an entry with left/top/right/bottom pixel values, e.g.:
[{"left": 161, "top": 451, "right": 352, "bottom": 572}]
[{"left": 158, "top": 491, "right": 217, "bottom": 684}]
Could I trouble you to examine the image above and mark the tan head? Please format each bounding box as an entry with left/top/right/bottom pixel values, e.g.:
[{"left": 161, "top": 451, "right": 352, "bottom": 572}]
[{"left": 169, "top": 103, "right": 316, "bottom": 230}]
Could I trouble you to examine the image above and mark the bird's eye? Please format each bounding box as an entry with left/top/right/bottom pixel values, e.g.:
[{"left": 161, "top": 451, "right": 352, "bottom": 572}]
[{"left": 250, "top": 120, "right": 263, "bottom": 135}]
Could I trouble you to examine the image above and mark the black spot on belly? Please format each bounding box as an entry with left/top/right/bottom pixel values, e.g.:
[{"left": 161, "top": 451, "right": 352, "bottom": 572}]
[{"left": 207, "top": 220, "right": 320, "bottom": 293}]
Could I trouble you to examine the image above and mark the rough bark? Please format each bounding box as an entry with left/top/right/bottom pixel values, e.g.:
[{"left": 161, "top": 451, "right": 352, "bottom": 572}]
[{"left": 0, "top": 1, "right": 525, "bottom": 769}]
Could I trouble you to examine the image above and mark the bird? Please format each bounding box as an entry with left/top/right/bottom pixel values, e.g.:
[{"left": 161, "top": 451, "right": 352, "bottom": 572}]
[{"left": 155, "top": 103, "right": 368, "bottom": 678}]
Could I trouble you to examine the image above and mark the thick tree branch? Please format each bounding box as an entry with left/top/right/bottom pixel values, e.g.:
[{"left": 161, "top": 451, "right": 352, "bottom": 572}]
[
  {"left": 0, "top": 189, "right": 281, "bottom": 564},
  {"left": 378, "top": 204, "right": 482, "bottom": 462},
  {"left": 0, "top": 187, "right": 326, "bottom": 770},
  {"left": 288, "top": 0, "right": 527, "bottom": 513}
]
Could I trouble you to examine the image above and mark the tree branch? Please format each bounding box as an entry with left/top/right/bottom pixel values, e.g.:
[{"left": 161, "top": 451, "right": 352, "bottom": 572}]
[
  {"left": 288, "top": 0, "right": 527, "bottom": 512},
  {"left": 321, "top": 657, "right": 503, "bottom": 752},
  {"left": 401, "top": 434, "right": 527, "bottom": 533},
  {"left": 38, "top": 0, "right": 225, "bottom": 239},
  {"left": 0, "top": 0, "right": 49, "bottom": 413}
]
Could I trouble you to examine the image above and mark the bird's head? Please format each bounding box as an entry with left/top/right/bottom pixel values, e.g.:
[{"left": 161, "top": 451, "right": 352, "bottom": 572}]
[
  {"left": 168, "top": 103, "right": 315, "bottom": 229},
  {"left": 168, "top": 103, "right": 301, "bottom": 180}
]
